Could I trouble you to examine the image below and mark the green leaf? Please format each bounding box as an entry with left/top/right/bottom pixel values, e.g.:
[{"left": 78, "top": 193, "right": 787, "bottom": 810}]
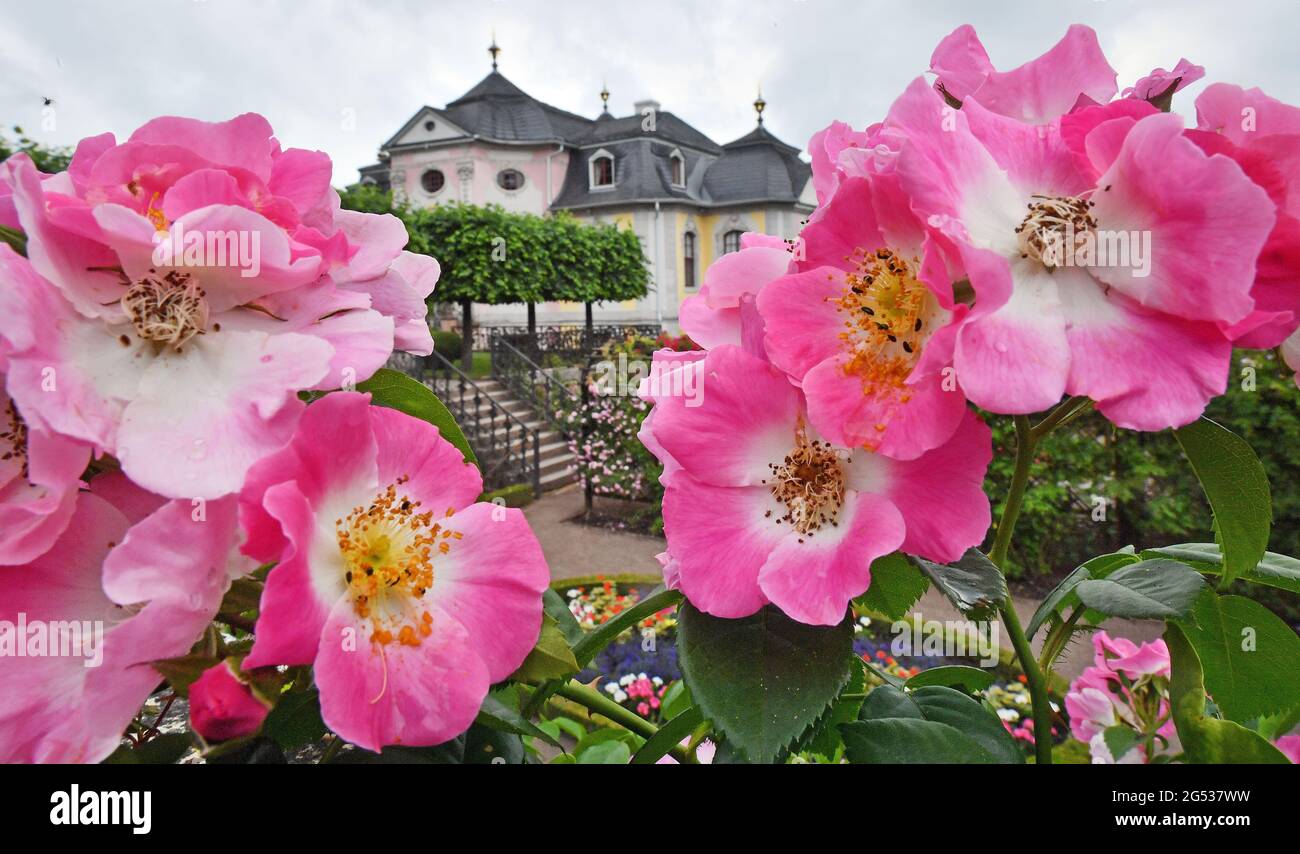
[
  {"left": 577, "top": 740, "right": 632, "bottom": 764},
  {"left": 262, "top": 689, "right": 327, "bottom": 750},
  {"left": 150, "top": 652, "right": 221, "bottom": 698},
  {"left": 1103, "top": 725, "right": 1140, "bottom": 762},
  {"left": 0, "top": 224, "right": 26, "bottom": 257},
  {"left": 910, "top": 548, "right": 1008, "bottom": 619},
  {"left": 630, "top": 706, "right": 704, "bottom": 764},
  {"left": 464, "top": 723, "right": 526, "bottom": 764},
  {"left": 219, "top": 577, "right": 264, "bottom": 616},
  {"left": 513, "top": 614, "right": 580, "bottom": 682},
  {"left": 1176, "top": 591, "right": 1300, "bottom": 721},
  {"left": 676, "top": 602, "right": 854, "bottom": 764},
  {"left": 799, "top": 657, "right": 868, "bottom": 758},
  {"left": 855, "top": 552, "right": 928, "bottom": 620},
  {"left": 475, "top": 691, "right": 561, "bottom": 747},
  {"left": 1074, "top": 558, "right": 1207, "bottom": 620},
  {"left": 840, "top": 718, "right": 995, "bottom": 764},
  {"left": 855, "top": 685, "right": 1023, "bottom": 764},
  {"left": 355, "top": 368, "right": 477, "bottom": 466},
  {"left": 659, "top": 679, "right": 693, "bottom": 721},
  {"left": 1173, "top": 418, "right": 1271, "bottom": 587},
  {"left": 905, "top": 665, "right": 996, "bottom": 693},
  {"left": 103, "top": 733, "right": 193, "bottom": 765},
  {"left": 1164, "top": 623, "right": 1289, "bottom": 764},
  {"left": 1025, "top": 549, "right": 1139, "bottom": 639},
  {"left": 542, "top": 588, "right": 584, "bottom": 646},
  {"left": 1142, "top": 543, "right": 1300, "bottom": 595}
]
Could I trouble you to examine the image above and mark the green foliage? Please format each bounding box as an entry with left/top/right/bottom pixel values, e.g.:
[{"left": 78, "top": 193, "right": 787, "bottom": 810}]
[
  {"left": 1176, "top": 591, "right": 1300, "bottom": 722},
  {"left": 1164, "top": 623, "right": 1289, "bottom": 764},
  {"left": 336, "top": 183, "right": 395, "bottom": 215},
  {"left": 984, "top": 350, "right": 1300, "bottom": 580},
  {"left": 910, "top": 548, "right": 1008, "bottom": 619},
  {"left": 842, "top": 684, "right": 1023, "bottom": 764},
  {"left": 1073, "top": 558, "right": 1207, "bottom": 620},
  {"left": 355, "top": 368, "right": 476, "bottom": 466},
  {"left": 430, "top": 329, "right": 462, "bottom": 361},
  {"left": 676, "top": 602, "right": 855, "bottom": 763},
  {"left": 338, "top": 199, "right": 651, "bottom": 307},
  {"left": 1173, "top": 417, "right": 1271, "bottom": 587},
  {"left": 0, "top": 125, "right": 72, "bottom": 173},
  {"left": 479, "top": 481, "right": 533, "bottom": 508},
  {"left": 854, "top": 552, "right": 929, "bottom": 620}
]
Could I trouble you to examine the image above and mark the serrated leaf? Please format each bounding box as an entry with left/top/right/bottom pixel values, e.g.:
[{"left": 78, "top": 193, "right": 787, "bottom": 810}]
[
  {"left": 911, "top": 549, "right": 1007, "bottom": 618},
  {"left": 356, "top": 368, "right": 477, "bottom": 466},
  {"left": 1176, "top": 591, "right": 1300, "bottom": 722},
  {"left": 1143, "top": 543, "right": 1300, "bottom": 595},
  {"left": 513, "top": 614, "right": 579, "bottom": 682},
  {"left": 1173, "top": 418, "right": 1271, "bottom": 587},
  {"left": 855, "top": 552, "right": 928, "bottom": 620},
  {"left": 1074, "top": 558, "right": 1207, "bottom": 620},
  {"left": 676, "top": 602, "right": 854, "bottom": 764},
  {"left": 543, "top": 588, "right": 584, "bottom": 646},
  {"left": 1025, "top": 549, "right": 1139, "bottom": 639},
  {"left": 103, "top": 733, "right": 193, "bottom": 765},
  {"left": 1164, "top": 623, "right": 1289, "bottom": 764}
]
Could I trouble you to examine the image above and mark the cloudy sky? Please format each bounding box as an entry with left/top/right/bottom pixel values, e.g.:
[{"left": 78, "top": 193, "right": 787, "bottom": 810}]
[{"left": 2, "top": 0, "right": 1297, "bottom": 185}]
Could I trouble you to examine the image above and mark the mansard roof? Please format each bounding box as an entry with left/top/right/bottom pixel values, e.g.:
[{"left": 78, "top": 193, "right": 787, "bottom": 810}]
[{"left": 371, "top": 70, "right": 811, "bottom": 209}]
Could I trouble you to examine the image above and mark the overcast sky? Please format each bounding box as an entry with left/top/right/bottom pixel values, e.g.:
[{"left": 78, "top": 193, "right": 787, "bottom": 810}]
[{"left": 2, "top": 0, "right": 1298, "bottom": 186}]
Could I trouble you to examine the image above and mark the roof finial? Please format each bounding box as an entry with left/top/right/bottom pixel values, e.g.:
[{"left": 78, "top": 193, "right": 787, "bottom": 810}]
[
  {"left": 754, "top": 85, "right": 766, "bottom": 126},
  {"left": 488, "top": 31, "right": 501, "bottom": 70},
  {"left": 600, "top": 78, "right": 610, "bottom": 114}
]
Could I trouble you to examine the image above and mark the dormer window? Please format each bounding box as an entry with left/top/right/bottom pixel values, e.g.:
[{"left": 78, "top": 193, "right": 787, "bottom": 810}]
[
  {"left": 590, "top": 150, "right": 615, "bottom": 189},
  {"left": 670, "top": 150, "right": 685, "bottom": 187}
]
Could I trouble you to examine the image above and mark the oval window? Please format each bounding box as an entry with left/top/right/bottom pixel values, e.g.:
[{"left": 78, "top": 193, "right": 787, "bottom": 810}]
[
  {"left": 497, "top": 168, "right": 524, "bottom": 191},
  {"left": 421, "top": 169, "right": 445, "bottom": 194}
]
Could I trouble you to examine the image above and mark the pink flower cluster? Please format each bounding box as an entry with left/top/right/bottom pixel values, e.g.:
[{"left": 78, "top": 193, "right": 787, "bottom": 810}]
[
  {"left": 1065, "top": 632, "right": 1176, "bottom": 763},
  {"left": 647, "top": 24, "right": 1300, "bottom": 628},
  {"left": 0, "top": 114, "right": 549, "bottom": 761}
]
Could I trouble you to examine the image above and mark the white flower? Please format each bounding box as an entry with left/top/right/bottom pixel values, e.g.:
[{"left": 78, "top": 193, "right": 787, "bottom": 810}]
[
  {"left": 996, "top": 708, "right": 1020, "bottom": 722},
  {"left": 613, "top": 690, "right": 628, "bottom": 703},
  {"left": 619, "top": 674, "right": 634, "bottom": 686},
  {"left": 604, "top": 683, "right": 619, "bottom": 695}
]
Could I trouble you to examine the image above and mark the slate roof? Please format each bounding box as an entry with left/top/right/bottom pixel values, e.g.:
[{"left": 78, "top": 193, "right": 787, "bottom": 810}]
[{"left": 370, "top": 71, "right": 811, "bottom": 209}]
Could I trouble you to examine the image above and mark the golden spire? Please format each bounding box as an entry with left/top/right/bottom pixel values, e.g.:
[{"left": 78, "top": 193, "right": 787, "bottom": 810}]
[
  {"left": 600, "top": 78, "right": 610, "bottom": 114},
  {"left": 754, "top": 86, "right": 767, "bottom": 126},
  {"left": 488, "top": 31, "right": 501, "bottom": 70}
]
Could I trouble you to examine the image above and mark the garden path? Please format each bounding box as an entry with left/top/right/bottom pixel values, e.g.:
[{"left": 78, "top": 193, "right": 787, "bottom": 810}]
[{"left": 522, "top": 486, "right": 1159, "bottom": 683}]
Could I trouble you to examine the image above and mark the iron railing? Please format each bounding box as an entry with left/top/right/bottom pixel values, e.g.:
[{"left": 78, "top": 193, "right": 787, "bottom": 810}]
[
  {"left": 384, "top": 349, "right": 541, "bottom": 496},
  {"left": 489, "top": 335, "right": 579, "bottom": 434},
  {"left": 473, "top": 322, "right": 662, "bottom": 356}
]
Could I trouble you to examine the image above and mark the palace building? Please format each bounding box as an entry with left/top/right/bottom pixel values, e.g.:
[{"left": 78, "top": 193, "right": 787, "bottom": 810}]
[{"left": 357, "top": 40, "right": 815, "bottom": 329}]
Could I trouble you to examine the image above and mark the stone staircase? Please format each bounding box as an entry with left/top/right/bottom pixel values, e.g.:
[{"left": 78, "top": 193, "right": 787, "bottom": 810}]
[{"left": 469, "top": 378, "right": 576, "bottom": 492}]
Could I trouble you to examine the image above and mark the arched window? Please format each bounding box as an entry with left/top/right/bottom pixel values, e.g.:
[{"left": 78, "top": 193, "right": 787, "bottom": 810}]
[
  {"left": 497, "top": 168, "right": 524, "bottom": 191},
  {"left": 683, "top": 231, "right": 697, "bottom": 290},
  {"left": 590, "top": 151, "right": 614, "bottom": 188},
  {"left": 670, "top": 150, "right": 685, "bottom": 187},
  {"left": 722, "top": 230, "right": 743, "bottom": 254},
  {"left": 421, "top": 169, "right": 445, "bottom": 194}
]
